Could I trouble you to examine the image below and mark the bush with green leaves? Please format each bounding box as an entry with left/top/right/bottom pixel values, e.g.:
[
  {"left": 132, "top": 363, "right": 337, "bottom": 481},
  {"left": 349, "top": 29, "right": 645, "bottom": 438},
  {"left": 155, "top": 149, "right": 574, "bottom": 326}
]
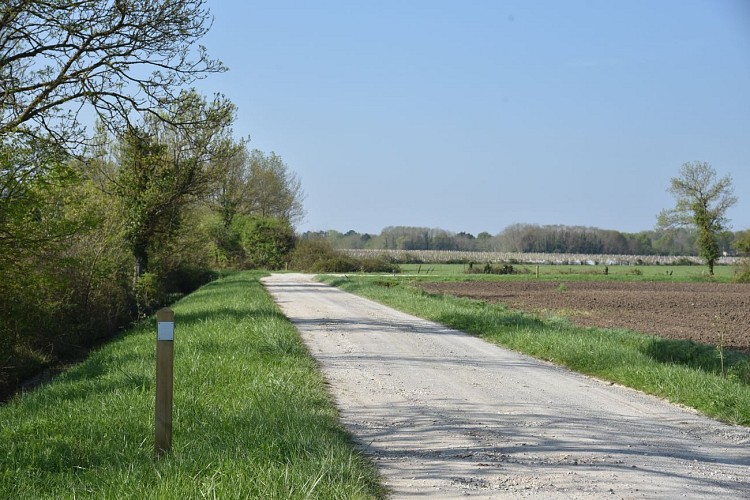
[
  {"left": 734, "top": 231, "right": 750, "bottom": 283},
  {"left": 734, "top": 261, "right": 750, "bottom": 283},
  {"left": 290, "top": 238, "right": 398, "bottom": 273},
  {"left": 465, "top": 262, "right": 517, "bottom": 275},
  {"left": 233, "top": 215, "right": 296, "bottom": 270},
  {"left": 0, "top": 171, "right": 133, "bottom": 400}
]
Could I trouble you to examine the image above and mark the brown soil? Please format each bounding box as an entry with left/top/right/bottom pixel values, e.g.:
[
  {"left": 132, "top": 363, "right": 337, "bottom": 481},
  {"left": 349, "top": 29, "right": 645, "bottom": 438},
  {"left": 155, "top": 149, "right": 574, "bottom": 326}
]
[{"left": 419, "top": 280, "right": 750, "bottom": 353}]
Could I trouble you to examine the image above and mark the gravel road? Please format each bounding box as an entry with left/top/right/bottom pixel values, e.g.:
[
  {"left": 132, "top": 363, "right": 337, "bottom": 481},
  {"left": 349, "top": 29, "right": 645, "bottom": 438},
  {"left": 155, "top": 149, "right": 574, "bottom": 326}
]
[{"left": 262, "top": 274, "right": 750, "bottom": 498}]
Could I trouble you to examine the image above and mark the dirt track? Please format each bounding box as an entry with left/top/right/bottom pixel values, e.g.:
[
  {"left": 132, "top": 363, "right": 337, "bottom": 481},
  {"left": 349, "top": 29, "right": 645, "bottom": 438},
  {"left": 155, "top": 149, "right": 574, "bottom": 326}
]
[
  {"left": 419, "top": 281, "right": 750, "bottom": 352},
  {"left": 262, "top": 274, "right": 750, "bottom": 498}
]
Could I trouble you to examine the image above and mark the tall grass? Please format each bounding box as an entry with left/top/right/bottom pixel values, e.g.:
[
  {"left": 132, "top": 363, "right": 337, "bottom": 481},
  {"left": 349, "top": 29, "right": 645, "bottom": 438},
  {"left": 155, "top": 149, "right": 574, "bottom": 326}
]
[
  {"left": 0, "top": 271, "right": 383, "bottom": 499},
  {"left": 322, "top": 276, "right": 750, "bottom": 427}
]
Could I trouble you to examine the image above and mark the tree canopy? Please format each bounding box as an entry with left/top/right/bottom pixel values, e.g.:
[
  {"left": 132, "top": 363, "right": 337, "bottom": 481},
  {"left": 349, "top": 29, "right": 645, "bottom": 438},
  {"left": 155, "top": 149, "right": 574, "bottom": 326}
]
[
  {"left": 0, "top": 2, "right": 310, "bottom": 399},
  {"left": 657, "top": 161, "right": 737, "bottom": 274},
  {"left": 1, "top": 0, "right": 225, "bottom": 148}
]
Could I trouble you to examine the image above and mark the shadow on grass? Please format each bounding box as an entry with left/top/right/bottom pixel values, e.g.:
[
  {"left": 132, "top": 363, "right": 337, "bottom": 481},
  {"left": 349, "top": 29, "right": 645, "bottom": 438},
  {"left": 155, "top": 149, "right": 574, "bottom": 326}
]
[
  {"left": 174, "top": 306, "right": 286, "bottom": 328},
  {"left": 175, "top": 280, "right": 253, "bottom": 305},
  {"left": 436, "top": 310, "right": 547, "bottom": 333},
  {"left": 642, "top": 337, "right": 750, "bottom": 384}
]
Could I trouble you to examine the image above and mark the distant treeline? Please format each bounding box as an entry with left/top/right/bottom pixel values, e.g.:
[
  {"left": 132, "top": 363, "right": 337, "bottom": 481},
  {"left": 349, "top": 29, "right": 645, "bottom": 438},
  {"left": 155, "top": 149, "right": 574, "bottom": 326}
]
[{"left": 302, "top": 224, "right": 750, "bottom": 257}]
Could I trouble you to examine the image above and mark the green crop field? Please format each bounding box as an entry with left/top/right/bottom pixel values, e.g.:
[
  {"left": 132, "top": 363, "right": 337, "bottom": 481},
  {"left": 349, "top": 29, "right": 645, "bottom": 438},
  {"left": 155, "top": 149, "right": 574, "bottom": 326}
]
[{"left": 397, "top": 262, "right": 737, "bottom": 282}]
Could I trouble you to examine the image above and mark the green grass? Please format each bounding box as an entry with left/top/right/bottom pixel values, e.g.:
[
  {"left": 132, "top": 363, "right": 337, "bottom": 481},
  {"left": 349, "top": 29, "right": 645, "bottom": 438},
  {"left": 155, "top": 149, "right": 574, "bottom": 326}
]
[
  {"left": 321, "top": 275, "right": 750, "bottom": 427},
  {"left": 397, "top": 263, "right": 738, "bottom": 282},
  {"left": 0, "top": 271, "right": 384, "bottom": 499}
]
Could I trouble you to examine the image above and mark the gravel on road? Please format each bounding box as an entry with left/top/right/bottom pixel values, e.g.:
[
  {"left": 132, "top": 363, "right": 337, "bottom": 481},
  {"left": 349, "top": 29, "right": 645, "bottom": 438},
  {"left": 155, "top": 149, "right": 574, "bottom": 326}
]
[{"left": 262, "top": 274, "right": 750, "bottom": 499}]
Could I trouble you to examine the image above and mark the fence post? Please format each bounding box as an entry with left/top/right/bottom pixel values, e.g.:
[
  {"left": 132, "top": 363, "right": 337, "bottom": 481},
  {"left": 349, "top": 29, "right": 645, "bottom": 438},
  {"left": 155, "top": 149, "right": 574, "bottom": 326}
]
[{"left": 155, "top": 307, "right": 174, "bottom": 458}]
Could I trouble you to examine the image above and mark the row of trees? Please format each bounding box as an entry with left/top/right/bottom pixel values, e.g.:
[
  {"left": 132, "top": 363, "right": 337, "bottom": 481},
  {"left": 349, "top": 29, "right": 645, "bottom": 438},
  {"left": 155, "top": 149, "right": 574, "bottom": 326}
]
[
  {"left": 313, "top": 161, "right": 747, "bottom": 277},
  {"left": 312, "top": 161, "right": 747, "bottom": 276},
  {"left": 1, "top": 1, "right": 305, "bottom": 399},
  {"left": 1, "top": 123, "right": 304, "bottom": 398},
  {"left": 309, "top": 224, "right": 747, "bottom": 258}
]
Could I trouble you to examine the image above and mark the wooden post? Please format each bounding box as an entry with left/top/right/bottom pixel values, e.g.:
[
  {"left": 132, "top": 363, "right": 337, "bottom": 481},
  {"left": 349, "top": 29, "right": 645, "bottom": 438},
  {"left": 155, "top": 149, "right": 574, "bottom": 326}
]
[
  {"left": 536, "top": 265, "right": 540, "bottom": 279},
  {"left": 155, "top": 307, "right": 174, "bottom": 458}
]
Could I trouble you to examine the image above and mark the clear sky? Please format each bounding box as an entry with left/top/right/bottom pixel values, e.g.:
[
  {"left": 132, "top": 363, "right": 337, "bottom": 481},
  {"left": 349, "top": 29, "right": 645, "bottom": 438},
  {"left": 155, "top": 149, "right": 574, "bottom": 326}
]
[{"left": 197, "top": 0, "right": 750, "bottom": 236}]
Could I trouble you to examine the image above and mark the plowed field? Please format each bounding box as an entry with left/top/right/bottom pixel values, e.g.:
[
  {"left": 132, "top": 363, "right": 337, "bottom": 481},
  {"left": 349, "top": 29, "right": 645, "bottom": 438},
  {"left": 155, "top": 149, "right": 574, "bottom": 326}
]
[{"left": 419, "top": 281, "right": 750, "bottom": 352}]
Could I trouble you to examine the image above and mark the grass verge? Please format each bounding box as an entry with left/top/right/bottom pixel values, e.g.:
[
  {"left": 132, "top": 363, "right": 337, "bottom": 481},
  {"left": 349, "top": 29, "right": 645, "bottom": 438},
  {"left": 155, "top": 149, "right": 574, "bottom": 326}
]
[
  {"left": 321, "top": 275, "right": 750, "bottom": 427},
  {"left": 1, "top": 271, "right": 384, "bottom": 499}
]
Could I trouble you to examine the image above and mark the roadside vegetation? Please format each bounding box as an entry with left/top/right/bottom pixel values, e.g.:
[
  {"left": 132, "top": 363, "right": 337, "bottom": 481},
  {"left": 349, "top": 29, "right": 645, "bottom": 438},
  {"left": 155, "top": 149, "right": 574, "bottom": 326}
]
[
  {"left": 0, "top": 131, "right": 306, "bottom": 401},
  {"left": 289, "top": 238, "right": 398, "bottom": 274},
  {"left": 0, "top": 272, "right": 384, "bottom": 499},
  {"left": 1, "top": 2, "right": 307, "bottom": 401},
  {"left": 321, "top": 274, "right": 750, "bottom": 426}
]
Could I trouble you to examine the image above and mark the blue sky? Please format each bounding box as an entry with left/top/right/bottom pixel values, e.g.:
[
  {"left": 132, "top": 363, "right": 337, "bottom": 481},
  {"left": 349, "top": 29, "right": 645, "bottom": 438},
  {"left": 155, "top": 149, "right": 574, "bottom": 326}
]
[{"left": 197, "top": 0, "right": 750, "bottom": 235}]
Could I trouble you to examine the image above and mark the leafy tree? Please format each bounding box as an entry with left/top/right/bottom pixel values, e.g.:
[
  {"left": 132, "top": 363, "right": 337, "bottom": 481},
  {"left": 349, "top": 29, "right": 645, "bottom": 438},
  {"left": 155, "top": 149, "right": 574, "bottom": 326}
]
[
  {"left": 717, "top": 230, "right": 735, "bottom": 256},
  {"left": 735, "top": 230, "right": 750, "bottom": 256},
  {"left": 658, "top": 161, "right": 737, "bottom": 275},
  {"left": 147, "top": 205, "right": 218, "bottom": 294},
  {"left": 234, "top": 215, "right": 295, "bottom": 270},
  {"left": 0, "top": 141, "right": 134, "bottom": 399},
  {"left": 0, "top": 1, "right": 235, "bottom": 396},
  {"left": 336, "top": 230, "right": 370, "bottom": 249},
  {"left": 209, "top": 147, "right": 305, "bottom": 228},
  {"left": 206, "top": 147, "right": 305, "bottom": 264},
  {"left": 1, "top": 136, "right": 76, "bottom": 387},
  {"left": 246, "top": 150, "right": 306, "bottom": 226},
  {"left": 212, "top": 139, "right": 251, "bottom": 228},
  {"left": 114, "top": 91, "right": 236, "bottom": 276},
  {"left": 475, "top": 231, "right": 495, "bottom": 252},
  {"left": 0, "top": 135, "right": 89, "bottom": 268},
  {"left": 115, "top": 129, "right": 172, "bottom": 275},
  {"left": 733, "top": 230, "right": 750, "bottom": 283},
  {"left": 1, "top": 0, "right": 225, "bottom": 148}
]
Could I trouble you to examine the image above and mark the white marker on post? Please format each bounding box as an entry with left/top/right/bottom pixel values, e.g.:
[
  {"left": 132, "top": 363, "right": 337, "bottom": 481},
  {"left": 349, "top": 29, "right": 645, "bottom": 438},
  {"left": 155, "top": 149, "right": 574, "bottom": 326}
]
[
  {"left": 155, "top": 307, "right": 175, "bottom": 457},
  {"left": 158, "top": 320, "right": 174, "bottom": 341}
]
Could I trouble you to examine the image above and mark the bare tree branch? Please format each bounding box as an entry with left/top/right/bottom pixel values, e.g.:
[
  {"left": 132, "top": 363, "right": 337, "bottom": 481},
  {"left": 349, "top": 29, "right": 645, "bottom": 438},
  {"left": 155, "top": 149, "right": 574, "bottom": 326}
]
[{"left": 1, "top": 0, "right": 225, "bottom": 152}]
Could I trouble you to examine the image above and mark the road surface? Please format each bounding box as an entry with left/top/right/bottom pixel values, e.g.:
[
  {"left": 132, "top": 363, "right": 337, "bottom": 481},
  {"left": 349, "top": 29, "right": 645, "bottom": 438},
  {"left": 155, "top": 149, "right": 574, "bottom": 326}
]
[{"left": 262, "top": 274, "right": 750, "bottom": 498}]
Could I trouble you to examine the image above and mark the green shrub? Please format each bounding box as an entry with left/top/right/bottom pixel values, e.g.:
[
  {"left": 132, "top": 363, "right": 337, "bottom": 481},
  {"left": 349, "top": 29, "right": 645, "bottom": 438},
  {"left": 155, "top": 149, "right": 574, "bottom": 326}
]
[
  {"left": 290, "top": 238, "right": 399, "bottom": 273},
  {"left": 465, "top": 262, "right": 516, "bottom": 275},
  {"left": 734, "top": 259, "right": 750, "bottom": 283},
  {"left": 148, "top": 206, "right": 221, "bottom": 294},
  {"left": 210, "top": 221, "right": 245, "bottom": 266},
  {"left": 134, "top": 272, "right": 164, "bottom": 315},
  {"left": 359, "top": 256, "right": 399, "bottom": 273},
  {"left": 234, "top": 215, "right": 296, "bottom": 270},
  {"left": 289, "top": 238, "right": 339, "bottom": 271}
]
